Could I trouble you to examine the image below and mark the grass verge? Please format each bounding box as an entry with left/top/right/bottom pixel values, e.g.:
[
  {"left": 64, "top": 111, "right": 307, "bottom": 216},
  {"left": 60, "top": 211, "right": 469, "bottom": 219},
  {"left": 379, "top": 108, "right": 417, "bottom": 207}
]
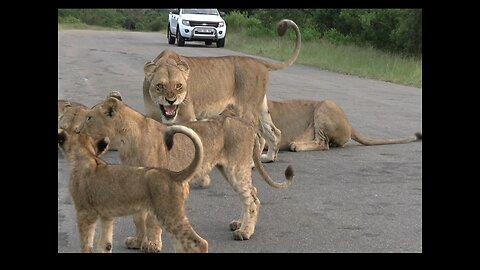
[{"left": 226, "top": 31, "right": 422, "bottom": 88}]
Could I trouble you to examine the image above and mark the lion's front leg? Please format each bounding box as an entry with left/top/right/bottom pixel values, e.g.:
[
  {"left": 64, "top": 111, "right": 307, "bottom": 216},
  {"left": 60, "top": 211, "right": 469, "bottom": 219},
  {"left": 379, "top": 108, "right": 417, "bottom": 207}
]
[
  {"left": 232, "top": 185, "right": 260, "bottom": 240},
  {"left": 97, "top": 217, "right": 114, "bottom": 253},
  {"left": 76, "top": 211, "right": 98, "bottom": 253}
]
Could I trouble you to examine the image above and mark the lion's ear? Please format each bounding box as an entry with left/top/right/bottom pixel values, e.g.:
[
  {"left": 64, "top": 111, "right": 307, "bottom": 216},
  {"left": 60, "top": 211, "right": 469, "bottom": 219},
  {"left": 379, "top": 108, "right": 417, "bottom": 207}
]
[
  {"left": 102, "top": 97, "right": 120, "bottom": 117},
  {"left": 106, "top": 90, "right": 123, "bottom": 101},
  {"left": 58, "top": 100, "right": 72, "bottom": 117},
  {"left": 177, "top": 60, "right": 190, "bottom": 79},
  {"left": 95, "top": 137, "right": 110, "bottom": 156},
  {"left": 144, "top": 61, "right": 157, "bottom": 80}
]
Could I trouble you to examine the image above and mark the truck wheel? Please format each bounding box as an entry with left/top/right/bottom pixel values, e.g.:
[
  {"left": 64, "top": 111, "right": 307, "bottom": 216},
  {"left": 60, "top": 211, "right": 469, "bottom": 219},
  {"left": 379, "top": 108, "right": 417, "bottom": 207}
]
[
  {"left": 177, "top": 28, "right": 185, "bottom": 47},
  {"left": 216, "top": 38, "right": 225, "bottom": 48},
  {"left": 167, "top": 24, "right": 175, "bottom": 44}
]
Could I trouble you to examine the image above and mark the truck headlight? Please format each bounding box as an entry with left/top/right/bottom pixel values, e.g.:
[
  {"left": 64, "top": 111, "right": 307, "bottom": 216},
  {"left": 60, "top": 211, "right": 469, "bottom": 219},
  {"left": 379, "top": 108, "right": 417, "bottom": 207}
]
[
  {"left": 218, "top": 22, "right": 224, "bottom": 27},
  {"left": 182, "top": 20, "right": 190, "bottom": 26}
]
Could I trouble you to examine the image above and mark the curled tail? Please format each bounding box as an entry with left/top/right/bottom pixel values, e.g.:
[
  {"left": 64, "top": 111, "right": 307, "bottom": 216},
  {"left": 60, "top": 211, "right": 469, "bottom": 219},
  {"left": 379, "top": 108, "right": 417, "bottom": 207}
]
[
  {"left": 351, "top": 129, "right": 422, "bottom": 146},
  {"left": 253, "top": 136, "right": 294, "bottom": 189},
  {"left": 264, "top": 19, "right": 301, "bottom": 71},
  {"left": 165, "top": 125, "right": 204, "bottom": 182}
]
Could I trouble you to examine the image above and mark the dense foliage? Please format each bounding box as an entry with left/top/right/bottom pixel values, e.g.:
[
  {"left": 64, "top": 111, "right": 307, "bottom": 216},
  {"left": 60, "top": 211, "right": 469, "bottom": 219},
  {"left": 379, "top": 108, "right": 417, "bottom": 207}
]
[{"left": 58, "top": 8, "right": 421, "bottom": 56}]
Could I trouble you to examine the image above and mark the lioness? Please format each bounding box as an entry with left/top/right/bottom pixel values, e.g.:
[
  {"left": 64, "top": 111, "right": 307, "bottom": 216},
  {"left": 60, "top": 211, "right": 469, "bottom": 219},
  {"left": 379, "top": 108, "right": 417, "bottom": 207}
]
[
  {"left": 143, "top": 19, "right": 301, "bottom": 163},
  {"left": 78, "top": 96, "right": 294, "bottom": 252},
  {"left": 58, "top": 127, "right": 208, "bottom": 253},
  {"left": 265, "top": 99, "right": 422, "bottom": 152}
]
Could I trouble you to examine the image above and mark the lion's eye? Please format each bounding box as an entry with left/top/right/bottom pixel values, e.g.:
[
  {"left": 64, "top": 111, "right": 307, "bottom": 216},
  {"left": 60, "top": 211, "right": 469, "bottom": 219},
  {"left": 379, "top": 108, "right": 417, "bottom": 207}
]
[
  {"left": 176, "top": 83, "right": 182, "bottom": 90},
  {"left": 86, "top": 116, "right": 91, "bottom": 122},
  {"left": 156, "top": 84, "right": 164, "bottom": 91}
]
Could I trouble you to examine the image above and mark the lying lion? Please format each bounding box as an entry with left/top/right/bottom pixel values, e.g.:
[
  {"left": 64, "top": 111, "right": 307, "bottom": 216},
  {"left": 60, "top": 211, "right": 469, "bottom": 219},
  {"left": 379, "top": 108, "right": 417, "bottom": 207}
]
[
  {"left": 143, "top": 19, "right": 301, "bottom": 163},
  {"left": 264, "top": 99, "right": 422, "bottom": 152},
  {"left": 58, "top": 126, "right": 208, "bottom": 253},
  {"left": 78, "top": 95, "right": 294, "bottom": 252}
]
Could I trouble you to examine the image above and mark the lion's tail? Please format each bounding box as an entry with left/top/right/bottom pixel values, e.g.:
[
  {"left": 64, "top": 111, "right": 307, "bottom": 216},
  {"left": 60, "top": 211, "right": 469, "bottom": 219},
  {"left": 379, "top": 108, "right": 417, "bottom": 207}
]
[
  {"left": 264, "top": 19, "right": 301, "bottom": 71},
  {"left": 165, "top": 125, "right": 204, "bottom": 182},
  {"left": 252, "top": 136, "right": 294, "bottom": 189},
  {"left": 351, "top": 129, "right": 422, "bottom": 146}
]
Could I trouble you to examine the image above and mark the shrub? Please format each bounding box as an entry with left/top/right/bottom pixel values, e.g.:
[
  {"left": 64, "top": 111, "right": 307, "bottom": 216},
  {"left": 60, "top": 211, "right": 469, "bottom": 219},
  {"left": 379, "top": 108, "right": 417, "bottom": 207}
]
[{"left": 58, "top": 15, "right": 81, "bottom": 24}]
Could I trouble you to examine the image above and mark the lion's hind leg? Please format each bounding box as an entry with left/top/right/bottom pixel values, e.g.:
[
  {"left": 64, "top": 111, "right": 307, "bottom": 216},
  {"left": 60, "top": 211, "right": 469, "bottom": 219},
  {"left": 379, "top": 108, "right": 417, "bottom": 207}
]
[
  {"left": 289, "top": 122, "right": 330, "bottom": 152},
  {"left": 125, "top": 211, "right": 147, "bottom": 250},
  {"left": 224, "top": 167, "right": 260, "bottom": 241},
  {"left": 259, "top": 97, "right": 282, "bottom": 163},
  {"left": 160, "top": 217, "right": 208, "bottom": 253},
  {"left": 289, "top": 139, "right": 329, "bottom": 152},
  {"left": 140, "top": 213, "right": 163, "bottom": 253}
]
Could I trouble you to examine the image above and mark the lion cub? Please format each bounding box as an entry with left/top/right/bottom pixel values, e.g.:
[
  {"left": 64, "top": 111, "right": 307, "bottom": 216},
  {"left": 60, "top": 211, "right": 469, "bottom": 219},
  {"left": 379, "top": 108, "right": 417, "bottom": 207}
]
[
  {"left": 58, "top": 100, "right": 89, "bottom": 133},
  {"left": 78, "top": 96, "right": 294, "bottom": 249},
  {"left": 58, "top": 127, "right": 208, "bottom": 253}
]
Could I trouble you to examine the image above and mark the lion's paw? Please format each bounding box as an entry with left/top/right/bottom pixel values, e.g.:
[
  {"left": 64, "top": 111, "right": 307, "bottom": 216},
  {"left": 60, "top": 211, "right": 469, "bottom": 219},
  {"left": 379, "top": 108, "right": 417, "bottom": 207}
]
[
  {"left": 125, "top": 236, "right": 142, "bottom": 249},
  {"left": 261, "top": 154, "right": 275, "bottom": 163},
  {"left": 191, "top": 175, "right": 211, "bottom": 188},
  {"left": 141, "top": 240, "right": 162, "bottom": 253},
  {"left": 233, "top": 229, "right": 252, "bottom": 241},
  {"left": 229, "top": 220, "right": 242, "bottom": 231},
  {"left": 289, "top": 142, "right": 298, "bottom": 152}
]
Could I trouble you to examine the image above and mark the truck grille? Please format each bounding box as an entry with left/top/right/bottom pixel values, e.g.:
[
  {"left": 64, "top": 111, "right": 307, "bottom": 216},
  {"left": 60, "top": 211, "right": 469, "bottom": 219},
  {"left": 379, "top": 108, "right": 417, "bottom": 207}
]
[{"left": 189, "top": 21, "right": 219, "bottom": 27}]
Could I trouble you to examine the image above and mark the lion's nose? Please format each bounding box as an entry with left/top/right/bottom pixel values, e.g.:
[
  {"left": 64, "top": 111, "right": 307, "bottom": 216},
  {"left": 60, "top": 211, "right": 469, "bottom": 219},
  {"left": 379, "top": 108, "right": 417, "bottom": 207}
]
[{"left": 166, "top": 92, "right": 176, "bottom": 99}]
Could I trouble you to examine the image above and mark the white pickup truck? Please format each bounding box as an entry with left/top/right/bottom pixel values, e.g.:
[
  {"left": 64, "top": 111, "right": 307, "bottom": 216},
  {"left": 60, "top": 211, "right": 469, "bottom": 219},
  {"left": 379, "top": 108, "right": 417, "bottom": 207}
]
[{"left": 167, "top": 8, "right": 226, "bottom": 47}]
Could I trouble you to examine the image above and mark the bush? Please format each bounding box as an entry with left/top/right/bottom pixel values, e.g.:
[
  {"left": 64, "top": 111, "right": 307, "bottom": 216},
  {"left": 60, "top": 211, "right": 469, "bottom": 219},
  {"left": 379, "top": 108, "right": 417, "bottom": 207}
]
[
  {"left": 58, "top": 15, "right": 81, "bottom": 24},
  {"left": 225, "top": 11, "right": 262, "bottom": 31},
  {"left": 323, "top": 28, "right": 353, "bottom": 45}
]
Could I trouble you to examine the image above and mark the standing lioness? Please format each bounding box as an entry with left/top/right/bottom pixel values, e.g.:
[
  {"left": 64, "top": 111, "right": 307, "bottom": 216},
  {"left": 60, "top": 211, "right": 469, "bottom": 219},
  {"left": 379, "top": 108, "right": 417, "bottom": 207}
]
[
  {"left": 58, "top": 127, "right": 208, "bottom": 253},
  {"left": 78, "top": 96, "right": 294, "bottom": 252},
  {"left": 266, "top": 99, "right": 422, "bottom": 152},
  {"left": 143, "top": 19, "right": 301, "bottom": 163}
]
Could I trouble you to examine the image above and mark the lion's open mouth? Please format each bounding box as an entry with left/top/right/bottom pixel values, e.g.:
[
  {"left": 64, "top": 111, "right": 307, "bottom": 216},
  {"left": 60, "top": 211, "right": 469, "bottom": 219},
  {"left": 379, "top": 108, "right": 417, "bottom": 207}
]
[{"left": 159, "top": 105, "right": 178, "bottom": 119}]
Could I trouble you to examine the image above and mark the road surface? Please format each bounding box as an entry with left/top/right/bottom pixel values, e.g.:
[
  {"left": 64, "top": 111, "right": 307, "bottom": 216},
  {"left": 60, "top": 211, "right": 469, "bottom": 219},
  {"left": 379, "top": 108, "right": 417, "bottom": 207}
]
[{"left": 58, "top": 30, "right": 422, "bottom": 253}]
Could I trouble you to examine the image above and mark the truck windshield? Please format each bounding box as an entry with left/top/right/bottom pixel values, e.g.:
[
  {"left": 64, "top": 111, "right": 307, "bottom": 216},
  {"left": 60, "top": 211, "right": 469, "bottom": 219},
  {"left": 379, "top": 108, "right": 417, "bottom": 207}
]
[{"left": 182, "top": 9, "right": 218, "bottom": 15}]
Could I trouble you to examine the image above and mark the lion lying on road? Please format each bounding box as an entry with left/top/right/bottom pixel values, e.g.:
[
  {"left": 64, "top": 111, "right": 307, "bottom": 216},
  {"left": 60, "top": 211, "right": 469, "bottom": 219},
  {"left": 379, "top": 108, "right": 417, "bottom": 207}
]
[
  {"left": 79, "top": 95, "right": 294, "bottom": 252},
  {"left": 58, "top": 127, "right": 208, "bottom": 253},
  {"left": 264, "top": 99, "right": 422, "bottom": 152},
  {"left": 143, "top": 19, "right": 301, "bottom": 163}
]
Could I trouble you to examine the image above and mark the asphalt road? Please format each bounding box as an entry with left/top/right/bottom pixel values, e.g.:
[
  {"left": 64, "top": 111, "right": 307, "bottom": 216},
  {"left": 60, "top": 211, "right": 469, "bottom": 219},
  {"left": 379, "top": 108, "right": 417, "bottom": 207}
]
[{"left": 58, "top": 30, "right": 422, "bottom": 253}]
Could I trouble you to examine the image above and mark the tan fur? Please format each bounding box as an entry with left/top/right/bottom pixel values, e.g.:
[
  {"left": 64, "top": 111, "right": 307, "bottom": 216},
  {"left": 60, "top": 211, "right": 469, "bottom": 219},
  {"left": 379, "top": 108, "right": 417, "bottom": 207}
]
[
  {"left": 58, "top": 127, "right": 208, "bottom": 253},
  {"left": 58, "top": 91, "right": 124, "bottom": 150},
  {"left": 58, "top": 100, "right": 89, "bottom": 132},
  {"left": 79, "top": 97, "right": 294, "bottom": 250},
  {"left": 143, "top": 19, "right": 302, "bottom": 163},
  {"left": 265, "top": 99, "right": 422, "bottom": 152}
]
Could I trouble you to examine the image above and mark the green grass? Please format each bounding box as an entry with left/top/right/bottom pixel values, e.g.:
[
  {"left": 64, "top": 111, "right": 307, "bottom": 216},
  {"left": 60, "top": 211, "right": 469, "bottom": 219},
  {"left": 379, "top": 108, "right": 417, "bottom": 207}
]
[
  {"left": 226, "top": 31, "right": 422, "bottom": 88},
  {"left": 58, "top": 23, "right": 124, "bottom": 32},
  {"left": 58, "top": 23, "right": 422, "bottom": 88}
]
